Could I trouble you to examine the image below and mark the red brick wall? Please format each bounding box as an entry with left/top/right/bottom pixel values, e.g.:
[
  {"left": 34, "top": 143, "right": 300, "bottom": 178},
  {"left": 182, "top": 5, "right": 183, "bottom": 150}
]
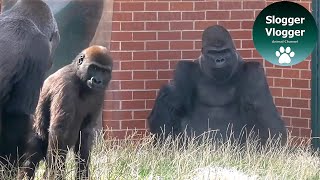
[{"left": 104, "top": 0, "right": 313, "bottom": 139}]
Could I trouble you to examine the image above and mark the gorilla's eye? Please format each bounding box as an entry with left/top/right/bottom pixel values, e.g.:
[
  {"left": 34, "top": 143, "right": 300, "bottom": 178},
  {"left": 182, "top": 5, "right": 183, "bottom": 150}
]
[{"left": 78, "top": 54, "right": 85, "bottom": 65}]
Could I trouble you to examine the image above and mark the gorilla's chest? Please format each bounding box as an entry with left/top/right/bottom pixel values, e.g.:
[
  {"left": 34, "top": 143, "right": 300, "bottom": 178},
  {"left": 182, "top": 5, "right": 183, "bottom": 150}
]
[{"left": 185, "top": 79, "right": 244, "bottom": 135}]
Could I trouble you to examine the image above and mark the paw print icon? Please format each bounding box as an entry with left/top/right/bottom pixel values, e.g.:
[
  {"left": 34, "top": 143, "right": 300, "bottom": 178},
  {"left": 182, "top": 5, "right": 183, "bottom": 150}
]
[{"left": 276, "top": 46, "right": 295, "bottom": 64}]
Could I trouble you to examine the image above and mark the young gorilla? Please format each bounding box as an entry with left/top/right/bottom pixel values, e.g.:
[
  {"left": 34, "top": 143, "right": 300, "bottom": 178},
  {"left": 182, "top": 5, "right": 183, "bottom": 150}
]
[
  {"left": 0, "top": 0, "right": 60, "bottom": 167},
  {"left": 20, "top": 46, "right": 113, "bottom": 179},
  {"left": 148, "top": 25, "right": 287, "bottom": 145}
]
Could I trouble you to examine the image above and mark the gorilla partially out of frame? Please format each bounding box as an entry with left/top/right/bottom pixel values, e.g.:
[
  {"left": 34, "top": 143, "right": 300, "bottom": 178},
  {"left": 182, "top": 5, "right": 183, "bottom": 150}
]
[
  {"left": 0, "top": 0, "right": 60, "bottom": 166},
  {"left": 20, "top": 46, "right": 113, "bottom": 179},
  {"left": 148, "top": 25, "right": 287, "bottom": 145}
]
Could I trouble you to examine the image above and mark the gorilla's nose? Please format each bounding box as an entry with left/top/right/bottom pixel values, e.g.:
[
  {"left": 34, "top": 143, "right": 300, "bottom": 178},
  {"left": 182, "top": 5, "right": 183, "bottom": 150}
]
[
  {"left": 215, "top": 58, "right": 225, "bottom": 65},
  {"left": 92, "top": 77, "right": 102, "bottom": 85}
]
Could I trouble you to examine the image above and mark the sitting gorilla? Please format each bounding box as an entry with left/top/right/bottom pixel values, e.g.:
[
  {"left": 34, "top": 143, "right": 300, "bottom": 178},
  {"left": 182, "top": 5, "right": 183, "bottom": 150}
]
[{"left": 148, "top": 25, "right": 287, "bottom": 145}]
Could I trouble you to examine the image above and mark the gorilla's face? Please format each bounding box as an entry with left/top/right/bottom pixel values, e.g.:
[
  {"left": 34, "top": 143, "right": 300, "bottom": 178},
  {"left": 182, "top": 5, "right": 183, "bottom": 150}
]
[
  {"left": 75, "top": 46, "right": 113, "bottom": 91},
  {"left": 201, "top": 47, "right": 238, "bottom": 82},
  {"left": 200, "top": 25, "right": 240, "bottom": 83}
]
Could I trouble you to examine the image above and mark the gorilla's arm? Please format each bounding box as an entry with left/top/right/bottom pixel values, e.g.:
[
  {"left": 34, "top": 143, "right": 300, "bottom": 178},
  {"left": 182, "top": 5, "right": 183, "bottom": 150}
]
[
  {"left": 0, "top": 17, "right": 51, "bottom": 114},
  {"left": 148, "top": 61, "right": 198, "bottom": 138},
  {"left": 242, "top": 62, "right": 287, "bottom": 144},
  {"left": 148, "top": 84, "right": 183, "bottom": 137}
]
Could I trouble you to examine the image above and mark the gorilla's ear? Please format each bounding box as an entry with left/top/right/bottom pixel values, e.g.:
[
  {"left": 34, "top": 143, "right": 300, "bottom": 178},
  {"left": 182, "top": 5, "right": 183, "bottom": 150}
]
[{"left": 78, "top": 54, "right": 85, "bottom": 65}]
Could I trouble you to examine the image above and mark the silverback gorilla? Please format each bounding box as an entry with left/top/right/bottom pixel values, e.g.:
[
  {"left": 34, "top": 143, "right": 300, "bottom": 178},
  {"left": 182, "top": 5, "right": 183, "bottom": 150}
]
[
  {"left": 0, "top": 0, "right": 59, "bottom": 167},
  {"left": 20, "top": 46, "right": 113, "bottom": 179},
  {"left": 148, "top": 25, "right": 287, "bottom": 145}
]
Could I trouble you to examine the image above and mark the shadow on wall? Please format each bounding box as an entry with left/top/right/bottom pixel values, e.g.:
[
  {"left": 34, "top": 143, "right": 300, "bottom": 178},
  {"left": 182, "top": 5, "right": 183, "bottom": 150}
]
[{"left": 2, "top": 0, "right": 113, "bottom": 75}]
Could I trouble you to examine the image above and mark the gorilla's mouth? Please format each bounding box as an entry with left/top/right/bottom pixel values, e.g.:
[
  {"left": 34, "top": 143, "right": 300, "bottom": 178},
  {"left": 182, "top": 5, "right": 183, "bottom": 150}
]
[{"left": 87, "top": 77, "right": 105, "bottom": 90}]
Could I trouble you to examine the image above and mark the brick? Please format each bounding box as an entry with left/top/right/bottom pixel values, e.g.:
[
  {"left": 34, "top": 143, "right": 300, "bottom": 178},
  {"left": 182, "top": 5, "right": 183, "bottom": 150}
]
[
  {"left": 300, "top": 70, "right": 311, "bottom": 79},
  {"left": 241, "top": 40, "right": 255, "bottom": 49},
  {"left": 121, "top": 42, "right": 144, "bottom": 51},
  {"left": 158, "top": 12, "right": 181, "bottom": 21},
  {"left": 146, "top": 100, "right": 155, "bottom": 109},
  {"left": 122, "top": 100, "right": 145, "bottom": 110},
  {"left": 301, "top": 89, "right": 311, "bottom": 99},
  {"left": 134, "top": 110, "right": 150, "bottom": 119},
  {"left": 288, "top": 127, "right": 300, "bottom": 137},
  {"left": 282, "top": 117, "right": 291, "bottom": 126},
  {"left": 283, "top": 69, "right": 299, "bottom": 78},
  {"left": 146, "top": 22, "right": 169, "bottom": 31},
  {"left": 122, "top": 120, "right": 146, "bottom": 129},
  {"left": 274, "top": 78, "right": 291, "bottom": 87},
  {"left": 219, "top": 1, "right": 242, "bottom": 10},
  {"left": 121, "top": 2, "right": 144, "bottom": 11},
  {"left": 146, "top": 41, "right": 169, "bottom": 50},
  {"left": 292, "top": 79, "right": 309, "bottom": 88},
  {"left": 182, "top": 12, "right": 205, "bottom": 20},
  {"left": 146, "top": 61, "right": 169, "bottom": 70},
  {"left": 112, "top": 22, "right": 120, "bottom": 31},
  {"left": 230, "top": 31, "right": 252, "bottom": 40},
  {"left": 300, "top": 128, "right": 311, "bottom": 137},
  {"left": 194, "top": 2, "right": 217, "bottom": 11},
  {"left": 121, "top": 22, "right": 144, "bottom": 31},
  {"left": 133, "top": 12, "right": 157, "bottom": 21},
  {"left": 133, "top": 32, "right": 156, "bottom": 41},
  {"left": 158, "top": 70, "right": 173, "bottom": 79},
  {"left": 170, "top": 22, "right": 193, "bottom": 30},
  {"left": 195, "top": 21, "right": 218, "bottom": 30},
  {"left": 103, "top": 111, "right": 132, "bottom": 121},
  {"left": 108, "top": 81, "right": 120, "bottom": 90},
  {"left": 145, "top": 80, "right": 169, "bottom": 89},
  {"left": 113, "top": 2, "right": 120, "bottom": 11},
  {"left": 218, "top": 21, "right": 241, "bottom": 29},
  {"left": 206, "top": 11, "right": 230, "bottom": 20},
  {"left": 292, "top": 99, "right": 309, "bottom": 108},
  {"left": 301, "top": 109, "right": 311, "bottom": 118},
  {"left": 170, "top": 2, "right": 193, "bottom": 11},
  {"left": 113, "top": 12, "right": 132, "bottom": 21},
  {"left": 103, "top": 120, "right": 120, "bottom": 130},
  {"left": 283, "top": 88, "right": 300, "bottom": 98},
  {"left": 133, "top": 71, "right": 157, "bottom": 80},
  {"left": 158, "top": 51, "right": 181, "bottom": 60},
  {"left": 283, "top": 108, "right": 300, "bottom": 117},
  {"left": 270, "top": 87, "right": 282, "bottom": 97},
  {"left": 158, "top": 32, "right": 181, "bottom": 40},
  {"left": 111, "top": 52, "right": 132, "bottom": 61},
  {"left": 106, "top": 91, "right": 133, "bottom": 101},
  {"left": 112, "top": 71, "right": 132, "bottom": 80},
  {"left": 194, "top": 41, "right": 202, "bottom": 49},
  {"left": 243, "top": 1, "right": 266, "bottom": 9},
  {"left": 266, "top": 68, "right": 282, "bottom": 77},
  {"left": 182, "top": 51, "right": 200, "bottom": 59},
  {"left": 121, "top": 61, "right": 145, "bottom": 70},
  {"left": 170, "top": 41, "right": 193, "bottom": 50},
  {"left": 267, "top": 77, "right": 274, "bottom": 86},
  {"left": 133, "top": 91, "right": 157, "bottom": 99},
  {"left": 110, "top": 42, "right": 120, "bottom": 51},
  {"left": 238, "top": 50, "right": 252, "bottom": 58},
  {"left": 133, "top": 51, "right": 157, "bottom": 60},
  {"left": 121, "top": 81, "right": 145, "bottom": 90},
  {"left": 103, "top": 100, "right": 120, "bottom": 110},
  {"left": 111, "top": 32, "right": 132, "bottom": 41},
  {"left": 293, "top": 61, "right": 310, "bottom": 69},
  {"left": 170, "top": 60, "right": 180, "bottom": 69},
  {"left": 275, "top": 98, "right": 291, "bottom": 107},
  {"left": 241, "top": 21, "right": 254, "bottom": 29},
  {"left": 182, "top": 31, "right": 202, "bottom": 40},
  {"left": 146, "top": 2, "right": 169, "bottom": 11}
]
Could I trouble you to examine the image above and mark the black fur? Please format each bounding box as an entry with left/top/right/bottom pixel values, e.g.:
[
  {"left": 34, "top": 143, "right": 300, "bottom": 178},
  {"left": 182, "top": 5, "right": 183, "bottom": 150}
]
[
  {"left": 148, "top": 25, "right": 287, "bottom": 145},
  {"left": 0, "top": 0, "right": 59, "bottom": 168}
]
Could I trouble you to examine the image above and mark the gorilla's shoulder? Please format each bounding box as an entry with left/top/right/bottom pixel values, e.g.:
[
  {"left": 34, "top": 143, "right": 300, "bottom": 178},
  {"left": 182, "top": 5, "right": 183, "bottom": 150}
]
[
  {"left": 174, "top": 60, "right": 199, "bottom": 78},
  {"left": 242, "top": 61, "right": 265, "bottom": 76}
]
